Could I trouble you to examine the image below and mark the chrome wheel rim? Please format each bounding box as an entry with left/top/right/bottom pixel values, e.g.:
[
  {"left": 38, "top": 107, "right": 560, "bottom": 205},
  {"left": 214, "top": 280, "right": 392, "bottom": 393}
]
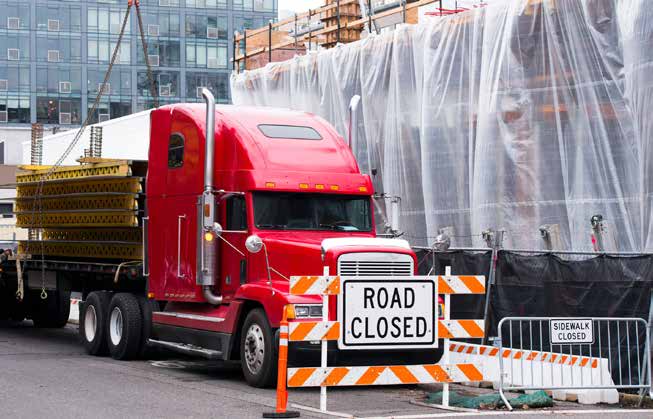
[
  {"left": 84, "top": 305, "right": 97, "bottom": 342},
  {"left": 244, "top": 323, "right": 265, "bottom": 375},
  {"left": 109, "top": 307, "right": 123, "bottom": 346}
]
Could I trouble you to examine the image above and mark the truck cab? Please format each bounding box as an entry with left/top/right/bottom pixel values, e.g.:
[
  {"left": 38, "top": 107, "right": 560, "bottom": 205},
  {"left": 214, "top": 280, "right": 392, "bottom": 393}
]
[{"left": 145, "top": 95, "right": 433, "bottom": 387}]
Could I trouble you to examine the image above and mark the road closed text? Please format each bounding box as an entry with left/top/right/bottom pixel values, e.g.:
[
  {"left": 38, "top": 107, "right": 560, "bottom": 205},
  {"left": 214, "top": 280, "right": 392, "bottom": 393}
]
[
  {"left": 339, "top": 279, "right": 436, "bottom": 350},
  {"left": 550, "top": 319, "right": 594, "bottom": 344}
]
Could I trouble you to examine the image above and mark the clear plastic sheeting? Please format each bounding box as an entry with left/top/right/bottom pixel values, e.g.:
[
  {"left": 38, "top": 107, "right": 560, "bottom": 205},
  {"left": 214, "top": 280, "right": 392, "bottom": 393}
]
[{"left": 231, "top": 0, "right": 653, "bottom": 252}]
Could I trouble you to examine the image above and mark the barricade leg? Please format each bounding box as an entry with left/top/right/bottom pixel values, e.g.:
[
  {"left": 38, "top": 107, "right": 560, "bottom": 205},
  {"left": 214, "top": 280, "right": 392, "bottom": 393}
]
[{"left": 263, "top": 307, "right": 300, "bottom": 418}]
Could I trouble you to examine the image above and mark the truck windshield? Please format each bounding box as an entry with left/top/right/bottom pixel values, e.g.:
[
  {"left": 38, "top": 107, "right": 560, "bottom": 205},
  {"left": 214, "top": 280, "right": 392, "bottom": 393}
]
[{"left": 254, "top": 192, "right": 372, "bottom": 232}]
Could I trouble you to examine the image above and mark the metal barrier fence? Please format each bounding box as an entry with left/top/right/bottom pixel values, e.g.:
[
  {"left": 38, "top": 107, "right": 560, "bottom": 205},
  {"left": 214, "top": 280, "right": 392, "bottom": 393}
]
[{"left": 497, "top": 317, "right": 651, "bottom": 410}]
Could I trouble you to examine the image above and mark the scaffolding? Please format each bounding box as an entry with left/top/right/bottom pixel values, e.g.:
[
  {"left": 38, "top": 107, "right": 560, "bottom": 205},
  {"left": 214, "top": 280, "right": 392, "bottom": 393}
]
[{"left": 232, "top": 0, "right": 459, "bottom": 72}]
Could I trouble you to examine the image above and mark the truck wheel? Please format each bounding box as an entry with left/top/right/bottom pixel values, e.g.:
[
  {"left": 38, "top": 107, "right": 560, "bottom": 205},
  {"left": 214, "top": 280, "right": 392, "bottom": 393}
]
[
  {"left": 80, "top": 291, "right": 112, "bottom": 356},
  {"left": 240, "top": 308, "right": 277, "bottom": 388},
  {"left": 137, "top": 296, "right": 158, "bottom": 358},
  {"left": 107, "top": 293, "right": 142, "bottom": 360},
  {"left": 32, "top": 290, "right": 71, "bottom": 328}
]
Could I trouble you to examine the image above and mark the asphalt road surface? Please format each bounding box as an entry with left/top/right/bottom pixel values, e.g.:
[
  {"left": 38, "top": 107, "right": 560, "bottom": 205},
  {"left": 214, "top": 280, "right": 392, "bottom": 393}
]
[{"left": 0, "top": 321, "right": 650, "bottom": 419}]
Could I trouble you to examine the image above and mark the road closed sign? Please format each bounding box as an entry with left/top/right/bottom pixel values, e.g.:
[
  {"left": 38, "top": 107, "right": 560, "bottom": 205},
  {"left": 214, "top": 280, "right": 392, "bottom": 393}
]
[
  {"left": 338, "top": 277, "right": 437, "bottom": 350},
  {"left": 550, "top": 319, "right": 594, "bottom": 344}
]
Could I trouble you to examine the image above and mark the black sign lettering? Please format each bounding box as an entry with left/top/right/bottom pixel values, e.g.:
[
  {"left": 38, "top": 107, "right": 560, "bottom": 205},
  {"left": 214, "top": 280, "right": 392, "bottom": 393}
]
[
  {"left": 351, "top": 317, "right": 362, "bottom": 338},
  {"left": 405, "top": 288, "right": 415, "bottom": 308},
  {"left": 416, "top": 317, "right": 427, "bottom": 337},
  {"left": 378, "top": 317, "right": 388, "bottom": 338},
  {"left": 404, "top": 317, "right": 414, "bottom": 338},
  {"left": 377, "top": 288, "right": 388, "bottom": 308},
  {"left": 363, "top": 288, "right": 375, "bottom": 309},
  {"left": 391, "top": 317, "right": 401, "bottom": 338}
]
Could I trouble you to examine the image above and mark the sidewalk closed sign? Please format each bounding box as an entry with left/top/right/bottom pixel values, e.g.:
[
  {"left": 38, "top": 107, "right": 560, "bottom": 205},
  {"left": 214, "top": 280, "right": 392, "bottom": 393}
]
[
  {"left": 338, "top": 277, "right": 437, "bottom": 350},
  {"left": 550, "top": 319, "right": 594, "bottom": 344}
]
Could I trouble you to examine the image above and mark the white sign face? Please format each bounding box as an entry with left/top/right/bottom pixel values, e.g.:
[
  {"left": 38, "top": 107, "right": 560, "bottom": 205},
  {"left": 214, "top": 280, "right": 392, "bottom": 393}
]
[
  {"left": 338, "top": 277, "right": 437, "bottom": 350},
  {"left": 550, "top": 319, "right": 594, "bottom": 344}
]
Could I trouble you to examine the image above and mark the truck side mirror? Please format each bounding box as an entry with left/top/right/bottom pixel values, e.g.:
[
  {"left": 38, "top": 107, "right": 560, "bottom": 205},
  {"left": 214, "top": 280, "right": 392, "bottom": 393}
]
[
  {"left": 390, "top": 196, "right": 401, "bottom": 235},
  {"left": 245, "top": 235, "right": 263, "bottom": 254}
]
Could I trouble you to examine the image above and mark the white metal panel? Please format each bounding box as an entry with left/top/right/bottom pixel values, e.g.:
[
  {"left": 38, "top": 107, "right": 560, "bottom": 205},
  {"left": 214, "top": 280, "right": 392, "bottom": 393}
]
[{"left": 21, "top": 110, "right": 152, "bottom": 164}]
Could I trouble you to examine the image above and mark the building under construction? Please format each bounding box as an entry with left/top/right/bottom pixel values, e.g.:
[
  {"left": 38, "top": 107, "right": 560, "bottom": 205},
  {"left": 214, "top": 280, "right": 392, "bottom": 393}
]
[
  {"left": 233, "top": 0, "right": 465, "bottom": 71},
  {"left": 231, "top": 0, "right": 653, "bottom": 252}
]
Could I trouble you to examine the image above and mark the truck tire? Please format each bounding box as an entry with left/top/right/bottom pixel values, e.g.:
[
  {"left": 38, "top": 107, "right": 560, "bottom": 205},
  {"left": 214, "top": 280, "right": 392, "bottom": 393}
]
[
  {"left": 240, "top": 308, "right": 277, "bottom": 388},
  {"left": 80, "top": 291, "right": 112, "bottom": 356},
  {"left": 137, "top": 296, "right": 158, "bottom": 358},
  {"left": 107, "top": 293, "right": 143, "bottom": 360},
  {"left": 32, "top": 290, "right": 71, "bottom": 328}
]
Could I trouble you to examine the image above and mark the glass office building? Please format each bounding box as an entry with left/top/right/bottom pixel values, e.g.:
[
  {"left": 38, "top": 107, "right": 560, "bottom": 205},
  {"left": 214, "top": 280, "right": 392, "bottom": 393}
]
[{"left": 0, "top": 0, "right": 276, "bottom": 127}]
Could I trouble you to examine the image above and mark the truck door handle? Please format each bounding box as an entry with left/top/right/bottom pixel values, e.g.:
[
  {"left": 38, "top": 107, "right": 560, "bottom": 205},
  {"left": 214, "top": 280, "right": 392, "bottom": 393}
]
[{"left": 177, "top": 214, "right": 186, "bottom": 278}]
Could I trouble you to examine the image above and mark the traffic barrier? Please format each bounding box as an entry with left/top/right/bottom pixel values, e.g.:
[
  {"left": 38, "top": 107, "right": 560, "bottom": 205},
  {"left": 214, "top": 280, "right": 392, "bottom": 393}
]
[
  {"left": 264, "top": 266, "right": 486, "bottom": 417},
  {"left": 497, "top": 317, "right": 651, "bottom": 410},
  {"left": 447, "top": 341, "right": 619, "bottom": 404}
]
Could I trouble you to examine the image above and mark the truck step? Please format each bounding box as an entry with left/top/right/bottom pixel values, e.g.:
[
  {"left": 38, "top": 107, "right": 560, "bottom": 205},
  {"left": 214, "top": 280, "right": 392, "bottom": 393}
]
[{"left": 148, "top": 339, "right": 223, "bottom": 360}]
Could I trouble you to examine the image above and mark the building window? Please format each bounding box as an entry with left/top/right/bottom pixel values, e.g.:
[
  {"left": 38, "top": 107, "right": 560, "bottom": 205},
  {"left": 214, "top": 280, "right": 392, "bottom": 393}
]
[
  {"left": 0, "top": 142, "right": 4, "bottom": 163},
  {"left": 186, "top": 15, "right": 227, "bottom": 40},
  {"left": 87, "top": 7, "right": 131, "bottom": 35},
  {"left": 0, "top": 97, "right": 29, "bottom": 123},
  {"left": 186, "top": 72, "right": 229, "bottom": 103},
  {"left": 0, "top": 203, "right": 13, "bottom": 218},
  {"left": 138, "top": 70, "right": 179, "bottom": 99},
  {"left": 37, "top": 35, "right": 81, "bottom": 63},
  {"left": 168, "top": 133, "right": 184, "bottom": 168},
  {"left": 1, "top": 34, "right": 30, "bottom": 61},
  {"left": 141, "top": 11, "right": 180, "bottom": 36},
  {"left": 0, "top": 3, "right": 30, "bottom": 30},
  {"left": 36, "top": 66, "right": 82, "bottom": 95},
  {"left": 137, "top": 39, "right": 180, "bottom": 67},
  {"left": 37, "top": 4, "right": 81, "bottom": 32},
  {"left": 36, "top": 97, "right": 81, "bottom": 125},
  {"left": 88, "top": 101, "right": 131, "bottom": 124},
  {"left": 87, "top": 67, "right": 131, "bottom": 97},
  {"left": 185, "top": 41, "right": 227, "bottom": 69},
  {"left": 87, "top": 37, "right": 131, "bottom": 65}
]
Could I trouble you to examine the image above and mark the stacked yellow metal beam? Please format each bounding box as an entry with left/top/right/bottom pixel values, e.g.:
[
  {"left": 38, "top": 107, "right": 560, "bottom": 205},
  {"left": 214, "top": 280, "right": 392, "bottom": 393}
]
[{"left": 16, "top": 159, "right": 144, "bottom": 260}]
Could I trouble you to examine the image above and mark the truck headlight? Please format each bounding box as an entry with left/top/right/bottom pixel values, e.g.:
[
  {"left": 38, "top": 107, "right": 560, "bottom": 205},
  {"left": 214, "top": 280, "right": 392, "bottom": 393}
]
[
  {"left": 293, "top": 305, "right": 323, "bottom": 318},
  {"left": 294, "top": 305, "right": 310, "bottom": 317}
]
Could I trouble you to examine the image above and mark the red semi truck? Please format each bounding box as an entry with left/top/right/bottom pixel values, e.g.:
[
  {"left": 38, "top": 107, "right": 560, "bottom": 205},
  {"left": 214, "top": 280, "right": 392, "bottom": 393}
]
[{"left": 0, "top": 90, "right": 442, "bottom": 387}]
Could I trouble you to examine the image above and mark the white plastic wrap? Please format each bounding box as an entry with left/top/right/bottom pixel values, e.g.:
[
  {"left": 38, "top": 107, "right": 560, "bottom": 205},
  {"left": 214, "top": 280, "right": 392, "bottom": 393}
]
[{"left": 231, "top": 0, "right": 653, "bottom": 252}]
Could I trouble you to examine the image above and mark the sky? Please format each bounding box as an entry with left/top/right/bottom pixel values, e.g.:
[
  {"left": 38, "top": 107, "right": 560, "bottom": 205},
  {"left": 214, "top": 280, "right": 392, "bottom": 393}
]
[{"left": 278, "top": 0, "right": 324, "bottom": 16}]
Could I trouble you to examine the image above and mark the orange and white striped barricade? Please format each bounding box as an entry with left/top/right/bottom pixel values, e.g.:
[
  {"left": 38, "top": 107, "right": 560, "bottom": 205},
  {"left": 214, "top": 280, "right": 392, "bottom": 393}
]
[{"left": 263, "top": 266, "right": 486, "bottom": 417}]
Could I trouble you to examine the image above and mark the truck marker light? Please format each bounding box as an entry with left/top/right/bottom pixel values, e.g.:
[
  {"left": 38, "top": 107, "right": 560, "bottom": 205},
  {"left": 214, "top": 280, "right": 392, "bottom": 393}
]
[
  {"left": 359, "top": 186, "right": 368, "bottom": 192},
  {"left": 286, "top": 305, "right": 296, "bottom": 320},
  {"left": 315, "top": 184, "right": 325, "bottom": 190},
  {"left": 330, "top": 185, "right": 339, "bottom": 191},
  {"left": 204, "top": 204, "right": 211, "bottom": 217},
  {"left": 147, "top": 292, "right": 155, "bottom": 299},
  {"left": 204, "top": 231, "right": 215, "bottom": 242},
  {"left": 265, "top": 182, "right": 276, "bottom": 188},
  {"left": 299, "top": 183, "right": 309, "bottom": 189}
]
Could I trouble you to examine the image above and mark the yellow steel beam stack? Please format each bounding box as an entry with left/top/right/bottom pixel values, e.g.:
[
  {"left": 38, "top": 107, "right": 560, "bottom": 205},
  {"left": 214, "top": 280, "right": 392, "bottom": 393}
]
[{"left": 15, "top": 159, "right": 145, "bottom": 260}]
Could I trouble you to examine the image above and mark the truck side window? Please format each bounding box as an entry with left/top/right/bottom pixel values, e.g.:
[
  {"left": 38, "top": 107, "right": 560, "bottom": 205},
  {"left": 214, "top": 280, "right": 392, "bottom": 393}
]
[
  {"left": 226, "top": 196, "right": 247, "bottom": 231},
  {"left": 168, "top": 133, "right": 184, "bottom": 168}
]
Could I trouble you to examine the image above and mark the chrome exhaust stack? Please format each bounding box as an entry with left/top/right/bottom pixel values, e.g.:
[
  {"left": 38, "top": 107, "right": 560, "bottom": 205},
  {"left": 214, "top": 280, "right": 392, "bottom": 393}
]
[{"left": 199, "top": 88, "right": 222, "bottom": 305}]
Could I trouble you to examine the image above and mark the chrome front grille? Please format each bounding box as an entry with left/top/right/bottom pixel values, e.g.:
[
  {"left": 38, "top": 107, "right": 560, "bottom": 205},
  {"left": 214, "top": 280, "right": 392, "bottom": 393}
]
[{"left": 337, "top": 252, "right": 413, "bottom": 276}]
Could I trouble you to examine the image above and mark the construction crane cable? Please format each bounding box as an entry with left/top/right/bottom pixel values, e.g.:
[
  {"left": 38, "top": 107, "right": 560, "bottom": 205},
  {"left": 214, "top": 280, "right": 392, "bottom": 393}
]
[
  {"left": 23, "top": 2, "right": 135, "bottom": 300},
  {"left": 135, "top": 3, "right": 159, "bottom": 108}
]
